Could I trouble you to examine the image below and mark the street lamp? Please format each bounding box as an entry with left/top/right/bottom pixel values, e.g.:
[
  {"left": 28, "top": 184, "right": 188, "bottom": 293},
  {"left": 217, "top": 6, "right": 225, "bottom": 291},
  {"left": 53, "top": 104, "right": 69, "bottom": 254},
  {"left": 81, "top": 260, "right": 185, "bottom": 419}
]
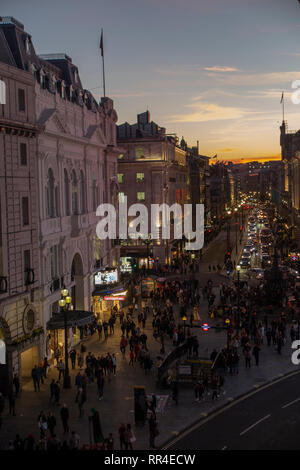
[
  {"left": 59, "top": 288, "right": 72, "bottom": 389},
  {"left": 236, "top": 265, "right": 241, "bottom": 330},
  {"left": 226, "top": 210, "right": 232, "bottom": 253},
  {"left": 234, "top": 208, "right": 238, "bottom": 253}
]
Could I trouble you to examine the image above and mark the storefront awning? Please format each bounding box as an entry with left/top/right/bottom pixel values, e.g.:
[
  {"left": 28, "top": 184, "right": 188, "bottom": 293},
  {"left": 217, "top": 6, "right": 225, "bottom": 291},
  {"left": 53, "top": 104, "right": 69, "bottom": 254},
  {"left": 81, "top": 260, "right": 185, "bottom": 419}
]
[
  {"left": 92, "top": 283, "right": 126, "bottom": 297},
  {"left": 46, "top": 310, "right": 95, "bottom": 331}
]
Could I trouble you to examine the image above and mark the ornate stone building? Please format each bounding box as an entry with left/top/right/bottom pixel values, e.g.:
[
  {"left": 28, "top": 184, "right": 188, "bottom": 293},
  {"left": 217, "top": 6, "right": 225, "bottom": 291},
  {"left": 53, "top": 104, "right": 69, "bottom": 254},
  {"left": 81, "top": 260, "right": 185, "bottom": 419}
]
[
  {"left": 0, "top": 54, "right": 40, "bottom": 392},
  {"left": 0, "top": 17, "right": 120, "bottom": 385}
]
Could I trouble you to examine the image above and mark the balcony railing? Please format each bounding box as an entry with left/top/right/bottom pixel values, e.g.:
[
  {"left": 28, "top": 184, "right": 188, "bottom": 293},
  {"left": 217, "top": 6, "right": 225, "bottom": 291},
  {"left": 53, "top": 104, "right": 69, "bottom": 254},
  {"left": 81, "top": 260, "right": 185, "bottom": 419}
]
[{"left": 24, "top": 268, "right": 35, "bottom": 286}]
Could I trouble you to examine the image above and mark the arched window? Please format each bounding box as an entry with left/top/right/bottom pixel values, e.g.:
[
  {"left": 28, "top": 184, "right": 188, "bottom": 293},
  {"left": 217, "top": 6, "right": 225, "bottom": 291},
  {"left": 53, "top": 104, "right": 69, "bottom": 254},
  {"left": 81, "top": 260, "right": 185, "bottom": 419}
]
[
  {"left": 71, "top": 170, "right": 78, "bottom": 215},
  {"left": 64, "top": 169, "right": 70, "bottom": 216},
  {"left": 92, "top": 177, "right": 98, "bottom": 212},
  {"left": 80, "top": 170, "right": 86, "bottom": 214},
  {"left": 47, "top": 168, "right": 55, "bottom": 218}
]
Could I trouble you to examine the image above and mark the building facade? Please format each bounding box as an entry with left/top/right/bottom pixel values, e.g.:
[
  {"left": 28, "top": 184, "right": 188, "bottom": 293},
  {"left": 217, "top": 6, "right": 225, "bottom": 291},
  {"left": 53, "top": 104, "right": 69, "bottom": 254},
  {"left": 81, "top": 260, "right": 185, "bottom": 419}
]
[
  {"left": 0, "top": 56, "right": 41, "bottom": 392},
  {"left": 117, "top": 111, "right": 188, "bottom": 270},
  {"left": 0, "top": 17, "right": 120, "bottom": 383}
]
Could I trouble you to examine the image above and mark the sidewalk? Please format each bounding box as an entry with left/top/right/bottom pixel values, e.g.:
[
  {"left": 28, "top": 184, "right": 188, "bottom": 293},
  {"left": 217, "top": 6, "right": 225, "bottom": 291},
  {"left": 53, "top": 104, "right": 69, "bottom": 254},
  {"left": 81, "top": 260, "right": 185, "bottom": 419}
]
[{"left": 0, "top": 286, "right": 297, "bottom": 450}]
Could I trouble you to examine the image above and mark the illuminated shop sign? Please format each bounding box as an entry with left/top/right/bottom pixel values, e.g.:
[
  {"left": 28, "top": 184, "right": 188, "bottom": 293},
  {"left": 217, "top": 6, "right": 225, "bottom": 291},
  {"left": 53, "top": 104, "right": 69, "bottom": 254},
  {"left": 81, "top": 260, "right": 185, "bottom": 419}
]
[{"left": 94, "top": 269, "right": 118, "bottom": 285}]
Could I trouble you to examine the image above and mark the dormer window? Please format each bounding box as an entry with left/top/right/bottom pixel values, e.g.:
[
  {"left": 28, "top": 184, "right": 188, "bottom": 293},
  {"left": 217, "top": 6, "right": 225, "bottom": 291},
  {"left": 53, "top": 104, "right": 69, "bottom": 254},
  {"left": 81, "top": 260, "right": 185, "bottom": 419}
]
[
  {"left": 78, "top": 90, "right": 83, "bottom": 106},
  {"left": 40, "top": 69, "right": 45, "bottom": 88},
  {"left": 29, "top": 62, "right": 37, "bottom": 77},
  {"left": 25, "top": 36, "right": 30, "bottom": 54},
  {"left": 61, "top": 80, "right": 66, "bottom": 99}
]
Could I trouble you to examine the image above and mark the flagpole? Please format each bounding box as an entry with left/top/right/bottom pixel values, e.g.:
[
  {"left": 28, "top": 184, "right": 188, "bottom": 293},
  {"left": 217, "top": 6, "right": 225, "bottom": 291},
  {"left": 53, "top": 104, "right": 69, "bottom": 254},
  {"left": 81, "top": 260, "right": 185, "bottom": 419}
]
[
  {"left": 281, "top": 91, "right": 285, "bottom": 122},
  {"left": 100, "top": 28, "right": 106, "bottom": 98}
]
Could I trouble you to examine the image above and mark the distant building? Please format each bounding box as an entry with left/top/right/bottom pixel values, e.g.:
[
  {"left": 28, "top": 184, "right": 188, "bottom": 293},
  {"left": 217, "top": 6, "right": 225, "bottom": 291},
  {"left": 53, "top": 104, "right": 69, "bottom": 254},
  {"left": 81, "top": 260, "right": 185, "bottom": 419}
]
[
  {"left": 280, "top": 120, "right": 300, "bottom": 246},
  {"left": 117, "top": 111, "right": 189, "bottom": 269}
]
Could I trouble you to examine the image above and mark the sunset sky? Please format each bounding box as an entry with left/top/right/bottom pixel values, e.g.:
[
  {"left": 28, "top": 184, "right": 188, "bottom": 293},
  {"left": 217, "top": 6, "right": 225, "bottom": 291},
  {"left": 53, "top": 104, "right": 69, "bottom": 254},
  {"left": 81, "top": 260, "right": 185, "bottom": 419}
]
[{"left": 3, "top": 0, "right": 300, "bottom": 161}]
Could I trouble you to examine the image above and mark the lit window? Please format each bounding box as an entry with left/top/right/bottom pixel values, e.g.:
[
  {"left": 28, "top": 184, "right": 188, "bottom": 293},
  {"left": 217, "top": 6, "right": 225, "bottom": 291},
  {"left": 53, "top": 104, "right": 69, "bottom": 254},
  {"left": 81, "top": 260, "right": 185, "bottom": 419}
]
[
  {"left": 135, "top": 148, "right": 145, "bottom": 159},
  {"left": 118, "top": 173, "right": 124, "bottom": 183},
  {"left": 137, "top": 192, "right": 145, "bottom": 201},
  {"left": 118, "top": 192, "right": 125, "bottom": 203},
  {"left": 118, "top": 154, "right": 124, "bottom": 160},
  {"left": 136, "top": 173, "right": 145, "bottom": 182}
]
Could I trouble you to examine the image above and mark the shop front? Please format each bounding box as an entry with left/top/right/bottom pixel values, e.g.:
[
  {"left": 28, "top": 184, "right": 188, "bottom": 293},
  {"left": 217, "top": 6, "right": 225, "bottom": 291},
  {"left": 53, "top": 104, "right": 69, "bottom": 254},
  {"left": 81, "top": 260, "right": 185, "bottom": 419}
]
[
  {"left": 46, "top": 310, "right": 95, "bottom": 363},
  {"left": 92, "top": 267, "right": 127, "bottom": 321}
]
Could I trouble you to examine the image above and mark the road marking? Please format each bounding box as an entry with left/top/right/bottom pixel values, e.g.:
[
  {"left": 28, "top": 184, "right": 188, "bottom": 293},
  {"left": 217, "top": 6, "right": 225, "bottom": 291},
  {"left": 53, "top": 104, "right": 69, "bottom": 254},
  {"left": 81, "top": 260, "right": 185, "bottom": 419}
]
[
  {"left": 162, "top": 369, "right": 300, "bottom": 450},
  {"left": 240, "top": 414, "right": 271, "bottom": 436},
  {"left": 282, "top": 397, "right": 300, "bottom": 409}
]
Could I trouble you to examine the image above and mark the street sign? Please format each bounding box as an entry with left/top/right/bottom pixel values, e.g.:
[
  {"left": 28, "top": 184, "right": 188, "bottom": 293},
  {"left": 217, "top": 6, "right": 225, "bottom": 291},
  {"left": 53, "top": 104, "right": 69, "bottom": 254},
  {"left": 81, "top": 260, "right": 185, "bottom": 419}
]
[{"left": 201, "top": 323, "right": 210, "bottom": 332}]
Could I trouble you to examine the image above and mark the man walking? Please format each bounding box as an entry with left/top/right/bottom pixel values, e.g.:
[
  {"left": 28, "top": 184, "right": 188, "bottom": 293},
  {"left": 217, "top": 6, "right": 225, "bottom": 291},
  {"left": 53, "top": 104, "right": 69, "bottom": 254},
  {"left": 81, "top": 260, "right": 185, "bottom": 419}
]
[
  {"left": 60, "top": 403, "right": 69, "bottom": 434},
  {"left": 31, "top": 365, "right": 40, "bottom": 392},
  {"left": 69, "top": 349, "right": 76, "bottom": 370},
  {"left": 253, "top": 344, "right": 260, "bottom": 366}
]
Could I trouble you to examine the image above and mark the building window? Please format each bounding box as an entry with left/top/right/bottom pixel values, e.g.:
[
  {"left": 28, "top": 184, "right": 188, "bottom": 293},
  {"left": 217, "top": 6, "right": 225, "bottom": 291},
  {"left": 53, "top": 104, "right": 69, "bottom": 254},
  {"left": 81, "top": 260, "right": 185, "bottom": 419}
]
[
  {"left": 50, "top": 245, "right": 58, "bottom": 281},
  {"left": 118, "top": 192, "right": 125, "bottom": 203},
  {"left": 137, "top": 192, "right": 145, "bottom": 201},
  {"left": 71, "top": 170, "right": 78, "bottom": 215},
  {"left": 46, "top": 168, "right": 55, "bottom": 218},
  {"left": 117, "top": 173, "right": 124, "bottom": 184},
  {"left": 24, "top": 249, "right": 31, "bottom": 284},
  {"left": 92, "top": 178, "right": 98, "bottom": 212},
  {"left": 64, "top": 169, "right": 70, "bottom": 216},
  {"left": 118, "top": 154, "right": 124, "bottom": 160},
  {"left": 136, "top": 173, "right": 145, "bottom": 182},
  {"left": 80, "top": 170, "right": 86, "bottom": 214},
  {"left": 18, "top": 89, "right": 26, "bottom": 112},
  {"left": 20, "top": 143, "right": 27, "bottom": 166},
  {"left": 135, "top": 148, "right": 145, "bottom": 159},
  {"left": 22, "top": 197, "right": 29, "bottom": 226}
]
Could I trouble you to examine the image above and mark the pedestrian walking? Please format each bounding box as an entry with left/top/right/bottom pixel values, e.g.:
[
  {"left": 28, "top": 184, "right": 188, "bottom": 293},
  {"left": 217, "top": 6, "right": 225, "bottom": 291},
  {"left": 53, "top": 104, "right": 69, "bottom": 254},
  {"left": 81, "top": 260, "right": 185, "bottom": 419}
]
[
  {"left": 12, "top": 374, "right": 20, "bottom": 397},
  {"left": 8, "top": 387, "right": 16, "bottom": 416},
  {"left": 60, "top": 404, "right": 69, "bottom": 434},
  {"left": 54, "top": 380, "right": 61, "bottom": 405},
  {"left": 47, "top": 412, "right": 57, "bottom": 437},
  {"left": 76, "top": 388, "right": 86, "bottom": 418},
  {"left": 118, "top": 423, "right": 126, "bottom": 450},
  {"left": 58, "top": 360, "right": 65, "bottom": 381},
  {"left": 124, "top": 423, "right": 135, "bottom": 450},
  {"left": 253, "top": 344, "right": 260, "bottom": 366},
  {"left": 70, "top": 349, "right": 76, "bottom": 369},
  {"left": 148, "top": 411, "right": 158, "bottom": 449},
  {"left": 31, "top": 365, "right": 40, "bottom": 392}
]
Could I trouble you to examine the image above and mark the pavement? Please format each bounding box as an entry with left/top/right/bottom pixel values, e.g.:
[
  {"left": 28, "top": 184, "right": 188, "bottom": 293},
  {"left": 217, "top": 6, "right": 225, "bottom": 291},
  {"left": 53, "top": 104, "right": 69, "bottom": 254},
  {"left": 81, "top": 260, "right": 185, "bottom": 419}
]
[{"left": 0, "top": 222, "right": 297, "bottom": 450}]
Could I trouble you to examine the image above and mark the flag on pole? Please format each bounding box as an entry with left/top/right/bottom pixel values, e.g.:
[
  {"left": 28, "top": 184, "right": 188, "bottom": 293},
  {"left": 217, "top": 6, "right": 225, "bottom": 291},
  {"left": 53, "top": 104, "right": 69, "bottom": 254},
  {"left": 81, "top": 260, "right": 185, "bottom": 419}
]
[
  {"left": 280, "top": 92, "right": 284, "bottom": 103},
  {"left": 100, "top": 29, "right": 104, "bottom": 57}
]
